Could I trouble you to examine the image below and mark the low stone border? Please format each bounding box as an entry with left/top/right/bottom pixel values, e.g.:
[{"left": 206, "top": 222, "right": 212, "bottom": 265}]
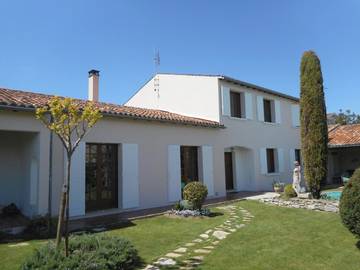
[
  {"left": 143, "top": 204, "right": 254, "bottom": 270},
  {"left": 259, "top": 198, "right": 339, "bottom": 213}
]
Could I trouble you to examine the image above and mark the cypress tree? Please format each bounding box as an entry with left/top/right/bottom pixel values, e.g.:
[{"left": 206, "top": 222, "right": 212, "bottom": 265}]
[{"left": 300, "top": 51, "right": 328, "bottom": 199}]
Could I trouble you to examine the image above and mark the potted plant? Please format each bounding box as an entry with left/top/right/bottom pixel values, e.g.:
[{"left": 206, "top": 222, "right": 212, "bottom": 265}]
[{"left": 273, "top": 181, "right": 284, "bottom": 193}]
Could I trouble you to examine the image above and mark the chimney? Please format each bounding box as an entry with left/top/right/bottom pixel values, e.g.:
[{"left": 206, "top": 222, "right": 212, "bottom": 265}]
[{"left": 88, "top": 69, "right": 100, "bottom": 102}]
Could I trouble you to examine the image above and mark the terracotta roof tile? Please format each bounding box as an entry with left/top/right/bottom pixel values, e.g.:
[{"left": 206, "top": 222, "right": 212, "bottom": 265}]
[
  {"left": 0, "top": 88, "right": 223, "bottom": 128},
  {"left": 328, "top": 124, "right": 360, "bottom": 147}
]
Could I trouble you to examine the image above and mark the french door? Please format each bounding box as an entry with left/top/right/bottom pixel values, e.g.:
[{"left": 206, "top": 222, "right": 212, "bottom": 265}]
[{"left": 85, "top": 143, "right": 118, "bottom": 212}]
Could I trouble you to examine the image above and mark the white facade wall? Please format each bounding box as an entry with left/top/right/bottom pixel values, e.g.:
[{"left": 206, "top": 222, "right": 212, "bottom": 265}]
[
  {"left": 0, "top": 111, "right": 50, "bottom": 217},
  {"left": 219, "top": 80, "right": 300, "bottom": 190},
  {"left": 125, "top": 74, "right": 221, "bottom": 122},
  {"left": 128, "top": 74, "right": 300, "bottom": 191}
]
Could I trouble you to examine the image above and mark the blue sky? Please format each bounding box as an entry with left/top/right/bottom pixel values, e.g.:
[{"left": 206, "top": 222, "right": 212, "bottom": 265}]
[{"left": 0, "top": 0, "right": 359, "bottom": 113}]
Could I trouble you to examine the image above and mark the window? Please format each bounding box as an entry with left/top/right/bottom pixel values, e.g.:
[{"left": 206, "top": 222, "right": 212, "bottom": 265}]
[
  {"left": 295, "top": 149, "right": 301, "bottom": 163},
  {"left": 263, "top": 99, "right": 274, "bottom": 123},
  {"left": 266, "top": 148, "right": 276, "bottom": 173},
  {"left": 230, "top": 91, "right": 243, "bottom": 118},
  {"left": 180, "top": 146, "right": 199, "bottom": 186}
]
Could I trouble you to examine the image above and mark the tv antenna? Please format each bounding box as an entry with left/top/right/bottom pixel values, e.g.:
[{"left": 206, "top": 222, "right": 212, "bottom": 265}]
[{"left": 153, "top": 49, "right": 160, "bottom": 97}]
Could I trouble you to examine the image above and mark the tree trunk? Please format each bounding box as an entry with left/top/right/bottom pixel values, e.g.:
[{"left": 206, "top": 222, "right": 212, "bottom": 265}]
[
  {"left": 55, "top": 181, "right": 67, "bottom": 247},
  {"left": 64, "top": 154, "right": 71, "bottom": 257}
]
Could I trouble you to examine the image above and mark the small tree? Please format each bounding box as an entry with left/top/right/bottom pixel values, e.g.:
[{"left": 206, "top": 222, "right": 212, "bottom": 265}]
[
  {"left": 300, "top": 51, "right": 328, "bottom": 199},
  {"left": 36, "top": 97, "right": 101, "bottom": 255}
]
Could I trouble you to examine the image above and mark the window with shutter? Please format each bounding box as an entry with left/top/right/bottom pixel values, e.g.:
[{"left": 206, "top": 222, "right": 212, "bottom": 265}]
[{"left": 230, "top": 91, "right": 242, "bottom": 118}]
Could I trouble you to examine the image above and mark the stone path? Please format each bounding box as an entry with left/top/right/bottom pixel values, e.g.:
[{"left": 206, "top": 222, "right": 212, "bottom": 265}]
[
  {"left": 259, "top": 197, "right": 339, "bottom": 213},
  {"left": 143, "top": 204, "right": 254, "bottom": 270}
]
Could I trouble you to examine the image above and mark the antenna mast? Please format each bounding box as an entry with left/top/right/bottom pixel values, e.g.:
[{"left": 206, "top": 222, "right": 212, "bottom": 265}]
[{"left": 153, "top": 49, "right": 160, "bottom": 98}]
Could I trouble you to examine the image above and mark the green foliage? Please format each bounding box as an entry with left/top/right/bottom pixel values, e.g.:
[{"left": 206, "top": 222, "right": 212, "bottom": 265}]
[
  {"left": 334, "top": 109, "right": 360, "bottom": 125},
  {"left": 340, "top": 168, "right": 360, "bottom": 238},
  {"left": 36, "top": 97, "right": 102, "bottom": 154},
  {"left": 180, "top": 200, "right": 194, "bottom": 210},
  {"left": 183, "top": 182, "right": 208, "bottom": 210},
  {"left": 21, "top": 234, "right": 140, "bottom": 270},
  {"left": 284, "top": 184, "right": 297, "bottom": 198},
  {"left": 300, "top": 51, "right": 328, "bottom": 199}
]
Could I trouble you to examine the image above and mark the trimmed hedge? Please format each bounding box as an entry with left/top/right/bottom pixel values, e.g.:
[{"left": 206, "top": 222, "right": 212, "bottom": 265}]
[
  {"left": 340, "top": 168, "right": 360, "bottom": 238},
  {"left": 183, "top": 182, "right": 208, "bottom": 210},
  {"left": 21, "top": 234, "right": 140, "bottom": 270}
]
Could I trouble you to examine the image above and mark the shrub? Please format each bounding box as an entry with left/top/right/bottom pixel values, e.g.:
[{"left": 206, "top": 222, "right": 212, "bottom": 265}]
[
  {"left": 2, "top": 203, "right": 21, "bottom": 217},
  {"left": 21, "top": 234, "right": 140, "bottom": 270},
  {"left": 24, "top": 215, "right": 51, "bottom": 238},
  {"left": 340, "top": 168, "right": 360, "bottom": 238},
  {"left": 183, "top": 182, "right": 208, "bottom": 210},
  {"left": 284, "top": 184, "right": 297, "bottom": 198}
]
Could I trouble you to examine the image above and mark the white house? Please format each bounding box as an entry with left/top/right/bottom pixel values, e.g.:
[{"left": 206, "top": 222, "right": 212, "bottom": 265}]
[
  {"left": 126, "top": 73, "right": 301, "bottom": 192},
  {"left": 0, "top": 71, "right": 300, "bottom": 220}
]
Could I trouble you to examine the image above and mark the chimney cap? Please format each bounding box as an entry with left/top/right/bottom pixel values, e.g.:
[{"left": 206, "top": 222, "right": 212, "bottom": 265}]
[{"left": 88, "top": 69, "right": 100, "bottom": 77}]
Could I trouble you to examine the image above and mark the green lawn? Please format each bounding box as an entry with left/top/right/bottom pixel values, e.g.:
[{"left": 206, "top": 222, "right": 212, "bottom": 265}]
[{"left": 1, "top": 201, "right": 359, "bottom": 270}]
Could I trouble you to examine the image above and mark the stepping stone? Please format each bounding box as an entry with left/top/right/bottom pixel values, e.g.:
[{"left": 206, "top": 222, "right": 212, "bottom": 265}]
[
  {"left": 191, "top": 256, "right": 205, "bottom": 261},
  {"left": 235, "top": 224, "right": 246, "bottom": 229},
  {"left": 205, "top": 229, "right": 213, "bottom": 234},
  {"left": 212, "top": 241, "right": 220, "bottom": 245},
  {"left": 155, "top": 258, "right": 177, "bottom": 266},
  {"left": 194, "top": 249, "right": 211, "bottom": 254},
  {"left": 228, "top": 228, "right": 236, "bottom": 232},
  {"left": 174, "top": 247, "right": 187, "bottom": 253},
  {"left": 185, "top": 242, "right": 195, "bottom": 247},
  {"left": 143, "top": 265, "right": 160, "bottom": 270},
  {"left": 204, "top": 245, "right": 215, "bottom": 249},
  {"left": 8, "top": 242, "right": 29, "bottom": 247},
  {"left": 213, "top": 230, "right": 230, "bottom": 240},
  {"left": 165, "top": 252, "right": 183, "bottom": 258},
  {"left": 193, "top": 238, "right": 203, "bottom": 243},
  {"left": 200, "top": 233, "right": 209, "bottom": 239}
]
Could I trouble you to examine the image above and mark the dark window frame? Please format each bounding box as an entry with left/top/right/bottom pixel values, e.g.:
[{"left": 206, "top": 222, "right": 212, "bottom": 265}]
[
  {"left": 263, "top": 99, "right": 273, "bottom": 123},
  {"left": 295, "top": 149, "right": 301, "bottom": 163},
  {"left": 230, "top": 91, "right": 242, "bottom": 118},
  {"left": 266, "top": 148, "right": 276, "bottom": 173},
  {"left": 180, "top": 146, "right": 199, "bottom": 186}
]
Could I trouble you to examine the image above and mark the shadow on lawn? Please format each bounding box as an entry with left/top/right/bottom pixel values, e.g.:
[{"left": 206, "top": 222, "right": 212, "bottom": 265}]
[{"left": 0, "top": 217, "right": 137, "bottom": 244}]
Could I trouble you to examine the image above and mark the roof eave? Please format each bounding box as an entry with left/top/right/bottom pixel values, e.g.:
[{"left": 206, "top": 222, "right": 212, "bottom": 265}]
[
  {"left": 0, "top": 104, "right": 225, "bottom": 129},
  {"left": 219, "top": 76, "right": 299, "bottom": 102}
]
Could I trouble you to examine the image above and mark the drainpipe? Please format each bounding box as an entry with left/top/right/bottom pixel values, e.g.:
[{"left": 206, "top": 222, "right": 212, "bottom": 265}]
[{"left": 47, "top": 124, "right": 53, "bottom": 232}]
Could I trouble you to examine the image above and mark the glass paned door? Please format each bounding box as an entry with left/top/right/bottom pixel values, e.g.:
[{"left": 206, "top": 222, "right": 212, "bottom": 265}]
[{"left": 85, "top": 143, "right": 118, "bottom": 212}]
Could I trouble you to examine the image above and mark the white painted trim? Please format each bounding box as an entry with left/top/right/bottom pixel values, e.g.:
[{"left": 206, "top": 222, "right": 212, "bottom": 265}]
[
  {"left": 221, "top": 86, "right": 230, "bottom": 116},
  {"left": 275, "top": 100, "right": 281, "bottom": 124},
  {"left": 68, "top": 142, "right": 86, "bottom": 217},
  {"left": 244, "top": 92, "right": 253, "bottom": 120},
  {"left": 257, "top": 96, "right": 264, "bottom": 122},
  {"left": 291, "top": 104, "right": 300, "bottom": 127},
  {"left": 277, "top": 148, "right": 284, "bottom": 173},
  {"left": 167, "top": 145, "right": 181, "bottom": 202},
  {"left": 259, "top": 148, "right": 267, "bottom": 174},
  {"left": 122, "top": 144, "right": 139, "bottom": 209},
  {"left": 29, "top": 157, "right": 38, "bottom": 206},
  {"left": 289, "top": 148, "right": 296, "bottom": 170},
  {"left": 200, "top": 145, "right": 214, "bottom": 196}
]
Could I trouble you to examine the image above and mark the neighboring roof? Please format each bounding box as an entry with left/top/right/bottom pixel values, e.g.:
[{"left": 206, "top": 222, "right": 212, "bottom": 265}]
[
  {"left": 158, "top": 72, "right": 299, "bottom": 102},
  {"left": 0, "top": 88, "right": 223, "bottom": 129},
  {"left": 328, "top": 124, "right": 360, "bottom": 148}
]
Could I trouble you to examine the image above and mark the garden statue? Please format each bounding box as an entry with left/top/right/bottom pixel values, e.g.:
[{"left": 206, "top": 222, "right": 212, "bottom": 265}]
[{"left": 292, "top": 161, "right": 302, "bottom": 195}]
